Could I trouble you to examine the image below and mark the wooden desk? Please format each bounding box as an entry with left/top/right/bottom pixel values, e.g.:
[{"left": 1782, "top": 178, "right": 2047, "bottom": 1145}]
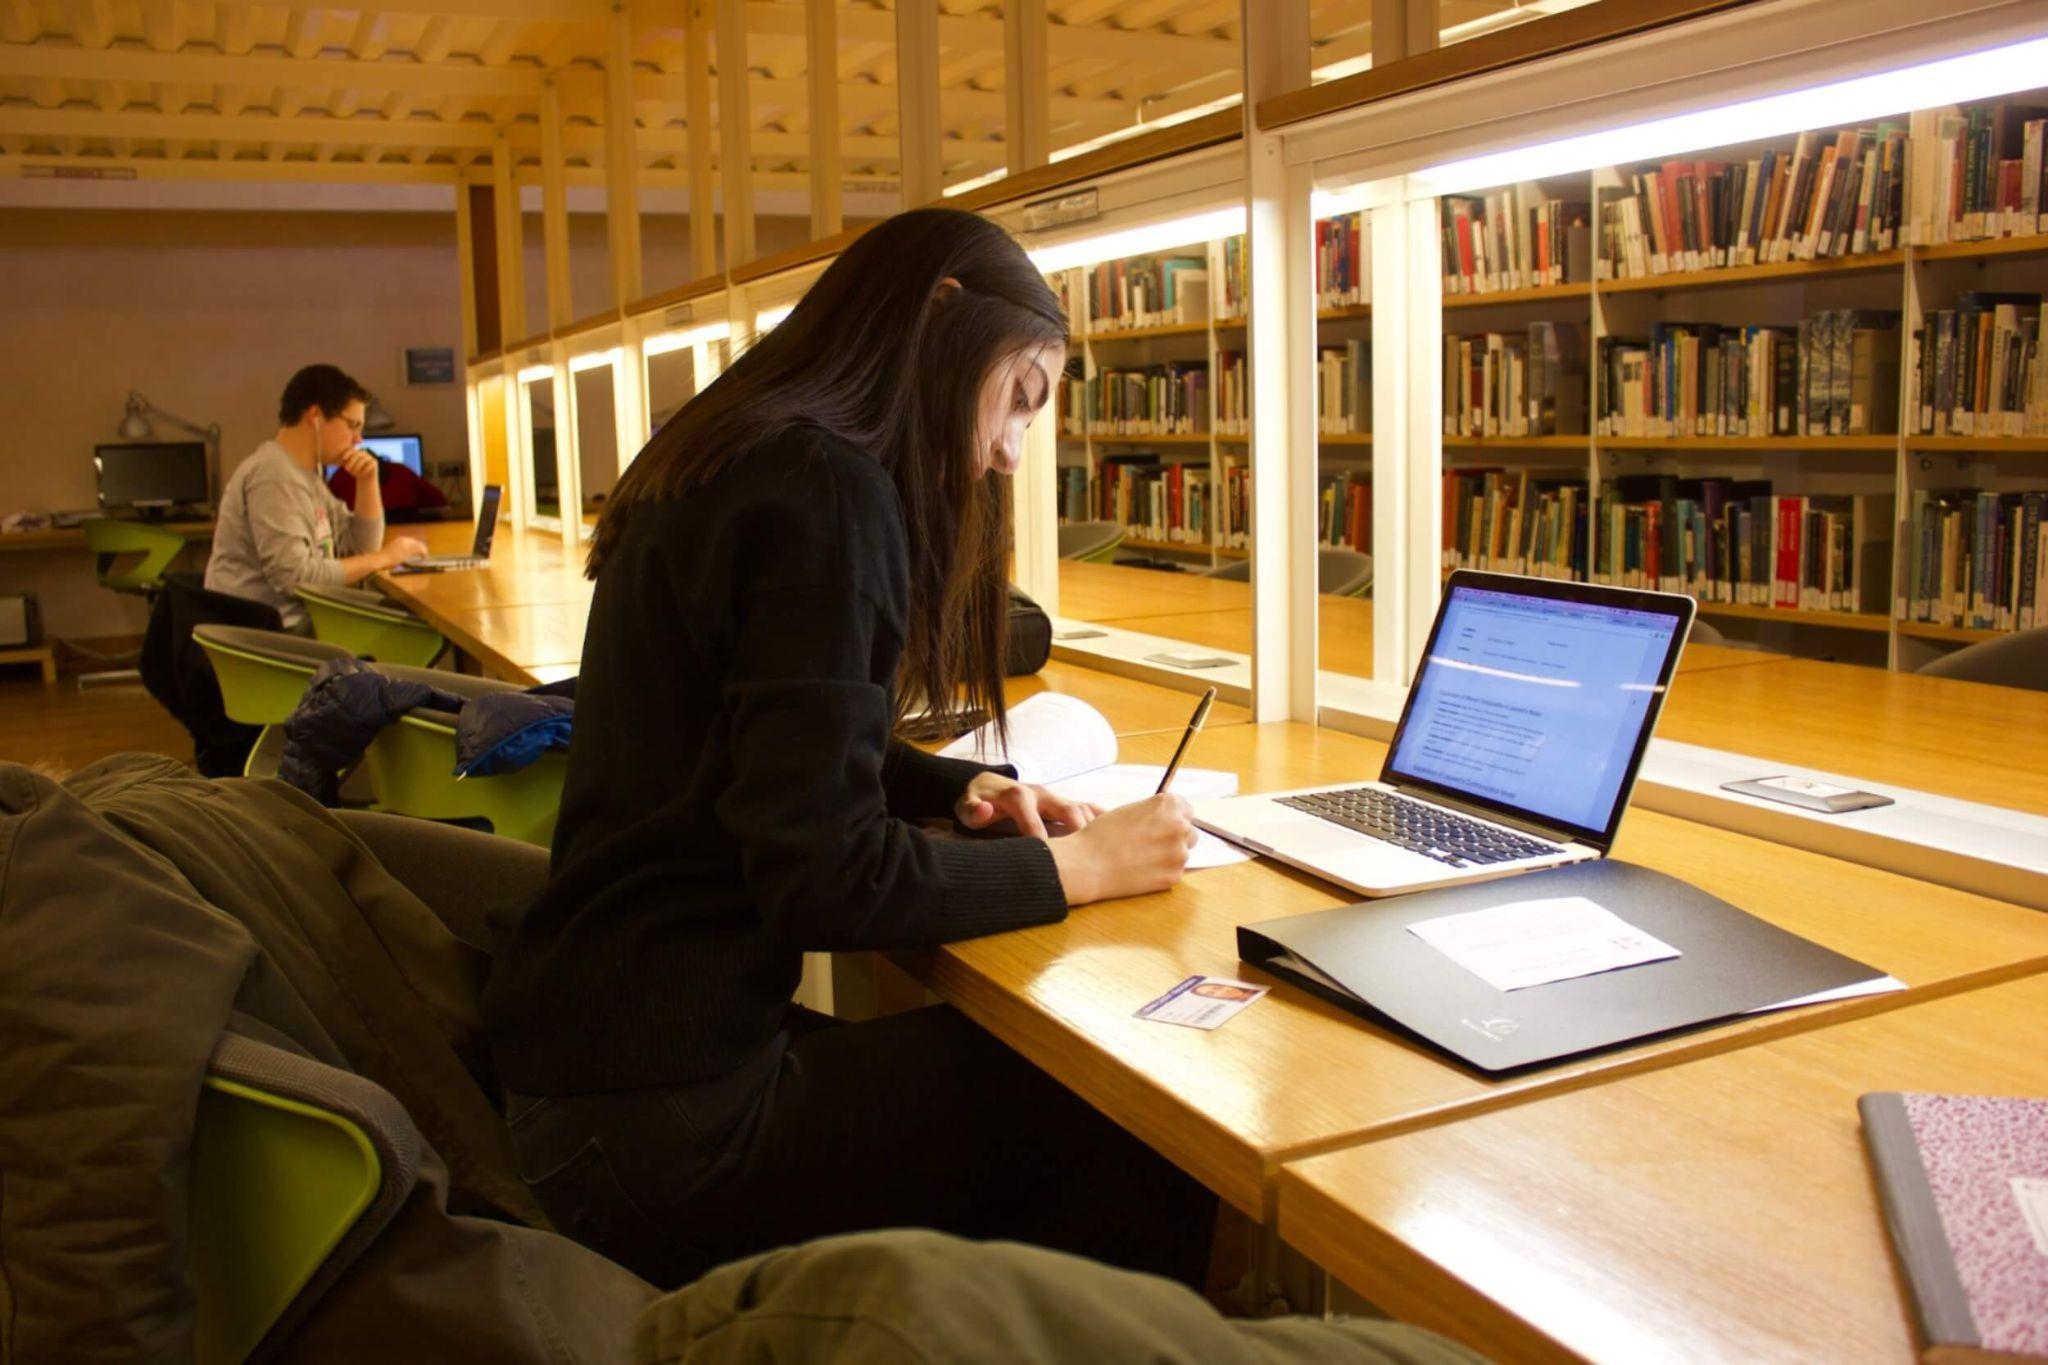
[
  {"left": 901, "top": 720, "right": 2048, "bottom": 1219},
  {"left": 1661, "top": 657, "right": 2048, "bottom": 816},
  {"left": 1278, "top": 973, "right": 2048, "bottom": 1365},
  {"left": 0, "top": 520, "right": 214, "bottom": 552},
  {"left": 376, "top": 524, "right": 1253, "bottom": 737},
  {"left": 1059, "top": 560, "right": 1252, "bottom": 621}
]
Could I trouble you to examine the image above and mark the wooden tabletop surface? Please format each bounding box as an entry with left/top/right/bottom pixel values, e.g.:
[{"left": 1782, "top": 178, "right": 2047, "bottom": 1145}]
[
  {"left": 1278, "top": 972, "right": 2048, "bottom": 1364},
  {"left": 377, "top": 521, "right": 1252, "bottom": 738},
  {"left": 900, "top": 719, "right": 2048, "bottom": 1218},
  {"left": 0, "top": 519, "right": 214, "bottom": 552},
  {"left": 1657, "top": 655, "right": 2048, "bottom": 816}
]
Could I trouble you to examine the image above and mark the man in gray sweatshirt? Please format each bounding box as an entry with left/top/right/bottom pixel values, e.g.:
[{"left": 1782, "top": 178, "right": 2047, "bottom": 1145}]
[{"left": 205, "top": 365, "right": 428, "bottom": 630}]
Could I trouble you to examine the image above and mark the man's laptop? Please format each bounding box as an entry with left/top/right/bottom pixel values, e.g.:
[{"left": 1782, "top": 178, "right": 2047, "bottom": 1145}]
[
  {"left": 393, "top": 484, "right": 501, "bottom": 573},
  {"left": 1195, "top": 570, "right": 1694, "bottom": 897}
]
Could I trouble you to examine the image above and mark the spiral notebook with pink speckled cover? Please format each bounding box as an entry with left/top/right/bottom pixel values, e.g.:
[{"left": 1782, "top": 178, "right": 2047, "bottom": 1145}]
[{"left": 1860, "top": 1092, "right": 2048, "bottom": 1361}]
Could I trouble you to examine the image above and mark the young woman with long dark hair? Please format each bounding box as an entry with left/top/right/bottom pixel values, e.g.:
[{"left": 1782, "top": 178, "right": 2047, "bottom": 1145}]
[{"left": 484, "top": 208, "right": 1217, "bottom": 1289}]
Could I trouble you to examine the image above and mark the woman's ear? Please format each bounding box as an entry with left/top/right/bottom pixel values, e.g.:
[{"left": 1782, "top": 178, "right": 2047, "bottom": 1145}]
[{"left": 934, "top": 276, "right": 963, "bottom": 301}]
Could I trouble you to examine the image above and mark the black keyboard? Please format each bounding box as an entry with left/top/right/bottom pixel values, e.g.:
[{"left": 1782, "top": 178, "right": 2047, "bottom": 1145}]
[{"left": 1277, "top": 788, "right": 1559, "bottom": 868}]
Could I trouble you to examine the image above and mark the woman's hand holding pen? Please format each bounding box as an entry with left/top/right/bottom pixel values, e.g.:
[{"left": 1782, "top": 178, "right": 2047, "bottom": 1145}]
[{"left": 1045, "top": 795, "right": 1196, "bottom": 907}]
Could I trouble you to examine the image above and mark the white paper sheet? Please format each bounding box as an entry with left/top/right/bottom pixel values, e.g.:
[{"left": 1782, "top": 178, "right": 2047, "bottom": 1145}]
[
  {"left": 939, "top": 692, "right": 1117, "bottom": 786},
  {"left": 1405, "top": 896, "right": 1681, "bottom": 993},
  {"left": 938, "top": 696, "right": 1250, "bottom": 869}
]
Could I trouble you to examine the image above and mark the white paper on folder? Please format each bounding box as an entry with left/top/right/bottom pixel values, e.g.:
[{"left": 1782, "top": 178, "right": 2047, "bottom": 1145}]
[
  {"left": 939, "top": 694, "right": 1249, "bottom": 869},
  {"left": 1405, "top": 896, "right": 1681, "bottom": 993}
]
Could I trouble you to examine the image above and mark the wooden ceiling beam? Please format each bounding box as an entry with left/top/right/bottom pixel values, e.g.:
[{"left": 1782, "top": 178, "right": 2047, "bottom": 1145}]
[
  {"left": 283, "top": 8, "right": 328, "bottom": 59},
  {"left": 66, "top": 0, "right": 114, "bottom": 48},
  {"left": 142, "top": 0, "right": 183, "bottom": 52},
  {"left": 217, "top": 2, "right": 255, "bottom": 55}
]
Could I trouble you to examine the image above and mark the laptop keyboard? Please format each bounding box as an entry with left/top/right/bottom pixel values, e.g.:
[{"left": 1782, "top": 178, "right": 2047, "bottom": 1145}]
[{"left": 1277, "top": 788, "right": 1559, "bottom": 868}]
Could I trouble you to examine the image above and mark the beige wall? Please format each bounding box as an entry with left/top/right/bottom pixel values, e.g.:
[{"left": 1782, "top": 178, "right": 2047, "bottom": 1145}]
[{"left": 0, "top": 205, "right": 821, "bottom": 643}]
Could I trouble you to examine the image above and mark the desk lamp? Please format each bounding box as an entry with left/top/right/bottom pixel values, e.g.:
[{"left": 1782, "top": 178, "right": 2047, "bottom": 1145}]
[{"left": 119, "top": 390, "right": 221, "bottom": 506}]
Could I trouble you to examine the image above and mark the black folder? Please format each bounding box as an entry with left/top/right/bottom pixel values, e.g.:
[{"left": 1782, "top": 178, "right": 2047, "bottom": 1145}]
[{"left": 1237, "top": 860, "right": 1889, "bottom": 1073}]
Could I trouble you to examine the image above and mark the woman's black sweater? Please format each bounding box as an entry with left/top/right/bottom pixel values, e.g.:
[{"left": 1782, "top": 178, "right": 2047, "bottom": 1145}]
[{"left": 484, "top": 428, "right": 1069, "bottom": 1095}]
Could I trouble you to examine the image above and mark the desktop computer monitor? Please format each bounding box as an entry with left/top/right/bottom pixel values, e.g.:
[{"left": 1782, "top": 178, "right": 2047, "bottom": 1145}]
[
  {"left": 357, "top": 433, "right": 424, "bottom": 475},
  {"left": 95, "top": 442, "right": 209, "bottom": 514}
]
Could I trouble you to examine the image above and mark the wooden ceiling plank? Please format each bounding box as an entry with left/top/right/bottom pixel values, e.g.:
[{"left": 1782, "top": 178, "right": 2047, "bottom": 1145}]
[
  {"left": 143, "top": 0, "right": 183, "bottom": 52},
  {"left": 66, "top": 0, "right": 113, "bottom": 48},
  {"left": 350, "top": 11, "right": 395, "bottom": 58},
  {"left": 413, "top": 13, "right": 456, "bottom": 61},
  {"left": 283, "top": 8, "right": 328, "bottom": 59},
  {"left": 217, "top": 2, "right": 254, "bottom": 54}
]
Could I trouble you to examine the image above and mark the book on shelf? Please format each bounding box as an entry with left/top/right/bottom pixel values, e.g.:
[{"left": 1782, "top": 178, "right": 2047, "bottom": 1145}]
[
  {"left": 1082, "top": 362, "right": 1211, "bottom": 436},
  {"left": 1047, "top": 270, "right": 1077, "bottom": 332},
  {"left": 1215, "top": 350, "right": 1249, "bottom": 436},
  {"left": 1318, "top": 341, "right": 1371, "bottom": 435},
  {"left": 1598, "top": 126, "right": 1908, "bottom": 278},
  {"left": 1090, "top": 451, "right": 1213, "bottom": 547},
  {"left": 1318, "top": 211, "right": 1369, "bottom": 310},
  {"left": 1443, "top": 321, "right": 1587, "bottom": 438},
  {"left": 1088, "top": 254, "right": 1209, "bottom": 332},
  {"left": 1913, "top": 293, "right": 2048, "bottom": 437},
  {"left": 1319, "top": 470, "right": 1372, "bottom": 553},
  {"left": 1858, "top": 1092, "right": 2048, "bottom": 1363},
  {"left": 1440, "top": 191, "right": 1590, "bottom": 294},
  {"left": 1218, "top": 452, "right": 1249, "bottom": 549},
  {"left": 1441, "top": 467, "right": 1589, "bottom": 579},
  {"left": 1057, "top": 465, "right": 1089, "bottom": 524},
  {"left": 1217, "top": 235, "right": 1247, "bottom": 322},
  {"left": 1592, "top": 474, "right": 1892, "bottom": 613},
  {"left": 1596, "top": 310, "right": 1897, "bottom": 438},
  {"left": 1900, "top": 487, "right": 2047, "bottom": 631},
  {"left": 1909, "top": 100, "right": 2048, "bottom": 244}
]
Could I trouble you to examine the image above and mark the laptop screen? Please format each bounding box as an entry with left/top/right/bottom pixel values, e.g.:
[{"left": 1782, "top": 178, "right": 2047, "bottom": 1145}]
[
  {"left": 473, "top": 484, "right": 503, "bottom": 556},
  {"left": 1383, "top": 577, "right": 1688, "bottom": 847}
]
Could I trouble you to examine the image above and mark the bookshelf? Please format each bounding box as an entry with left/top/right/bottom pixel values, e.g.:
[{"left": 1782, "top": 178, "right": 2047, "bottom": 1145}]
[
  {"left": 1052, "top": 218, "right": 1379, "bottom": 571},
  {"left": 1430, "top": 93, "right": 2048, "bottom": 673}
]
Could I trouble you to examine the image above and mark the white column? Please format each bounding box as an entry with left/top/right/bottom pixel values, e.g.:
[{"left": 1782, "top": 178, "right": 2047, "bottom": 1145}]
[
  {"left": 1369, "top": 190, "right": 1443, "bottom": 684},
  {"left": 715, "top": 0, "right": 756, "bottom": 267},
  {"left": 1003, "top": 0, "right": 1048, "bottom": 175},
  {"left": 895, "top": 0, "right": 941, "bottom": 204},
  {"left": 685, "top": 0, "right": 718, "bottom": 275},
  {"left": 805, "top": 0, "right": 843, "bottom": 236},
  {"left": 604, "top": 0, "right": 644, "bottom": 308},
  {"left": 1243, "top": 0, "right": 1315, "bottom": 723},
  {"left": 1371, "top": 0, "right": 1439, "bottom": 59},
  {"left": 540, "top": 76, "right": 574, "bottom": 328}
]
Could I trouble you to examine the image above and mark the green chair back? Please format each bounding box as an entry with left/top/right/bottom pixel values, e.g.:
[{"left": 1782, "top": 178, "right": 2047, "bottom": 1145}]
[
  {"left": 295, "top": 589, "right": 446, "bottom": 668},
  {"left": 361, "top": 713, "right": 567, "bottom": 848},
  {"left": 195, "top": 636, "right": 322, "bottom": 727},
  {"left": 188, "top": 1077, "right": 381, "bottom": 1365},
  {"left": 83, "top": 518, "right": 187, "bottom": 595}
]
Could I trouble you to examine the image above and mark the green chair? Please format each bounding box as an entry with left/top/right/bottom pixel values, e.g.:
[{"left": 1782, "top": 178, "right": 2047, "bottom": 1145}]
[
  {"left": 79, "top": 518, "right": 191, "bottom": 685},
  {"left": 294, "top": 585, "right": 446, "bottom": 668},
  {"left": 192, "top": 625, "right": 352, "bottom": 777},
  {"left": 189, "top": 1033, "right": 416, "bottom": 1365},
  {"left": 84, "top": 517, "right": 188, "bottom": 597},
  {"left": 358, "top": 664, "right": 568, "bottom": 849},
  {"left": 1058, "top": 520, "right": 1126, "bottom": 563}
]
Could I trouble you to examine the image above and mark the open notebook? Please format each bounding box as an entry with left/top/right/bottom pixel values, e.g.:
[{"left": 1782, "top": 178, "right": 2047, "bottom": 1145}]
[{"left": 939, "top": 693, "right": 1248, "bottom": 870}]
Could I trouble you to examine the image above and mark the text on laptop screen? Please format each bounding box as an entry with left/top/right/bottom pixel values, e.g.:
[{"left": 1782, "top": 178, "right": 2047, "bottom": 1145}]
[{"left": 1386, "top": 585, "right": 1678, "bottom": 834}]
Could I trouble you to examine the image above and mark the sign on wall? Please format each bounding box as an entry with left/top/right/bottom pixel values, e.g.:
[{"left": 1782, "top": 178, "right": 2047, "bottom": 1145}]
[{"left": 403, "top": 346, "right": 458, "bottom": 387}]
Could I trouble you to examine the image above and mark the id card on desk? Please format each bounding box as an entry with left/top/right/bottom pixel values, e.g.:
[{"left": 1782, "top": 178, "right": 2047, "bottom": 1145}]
[{"left": 1135, "top": 975, "right": 1269, "bottom": 1030}]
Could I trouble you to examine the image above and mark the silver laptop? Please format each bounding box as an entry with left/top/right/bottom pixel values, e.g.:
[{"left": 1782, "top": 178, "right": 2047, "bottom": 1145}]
[
  {"left": 1195, "top": 570, "right": 1694, "bottom": 897},
  {"left": 396, "top": 484, "right": 501, "bottom": 573}
]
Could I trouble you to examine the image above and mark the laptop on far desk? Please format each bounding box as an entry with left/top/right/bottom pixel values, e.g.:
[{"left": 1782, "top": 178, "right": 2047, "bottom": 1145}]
[
  {"left": 1195, "top": 570, "right": 1695, "bottom": 898},
  {"left": 391, "top": 484, "right": 502, "bottom": 573}
]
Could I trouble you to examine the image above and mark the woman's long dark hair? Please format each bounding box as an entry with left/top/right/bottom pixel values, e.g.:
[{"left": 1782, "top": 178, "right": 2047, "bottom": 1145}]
[{"left": 589, "top": 207, "right": 1066, "bottom": 734}]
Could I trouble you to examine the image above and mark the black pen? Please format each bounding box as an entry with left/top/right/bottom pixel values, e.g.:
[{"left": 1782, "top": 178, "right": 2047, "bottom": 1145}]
[{"left": 1155, "top": 687, "right": 1217, "bottom": 795}]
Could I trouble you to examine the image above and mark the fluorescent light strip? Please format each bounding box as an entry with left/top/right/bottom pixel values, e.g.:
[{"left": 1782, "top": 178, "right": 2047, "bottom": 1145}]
[
  {"left": 641, "top": 321, "right": 731, "bottom": 357},
  {"left": 568, "top": 346, "right": 622, "bottom": 373},
  {"left": 755, "top": 304, "right": 794, "bottom": 332},
  {"left": 516, "top": 364, "right": 553, "bottom": 384},
  {"left": 1415, "top": 32, "right": 2048, "bottom": 195},
  {"left": 1027, "top": 206, "right": 1247, "bottom": 274},
  {"left": 943, "top": 167, "right": 1008, "bottom": 198}
]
